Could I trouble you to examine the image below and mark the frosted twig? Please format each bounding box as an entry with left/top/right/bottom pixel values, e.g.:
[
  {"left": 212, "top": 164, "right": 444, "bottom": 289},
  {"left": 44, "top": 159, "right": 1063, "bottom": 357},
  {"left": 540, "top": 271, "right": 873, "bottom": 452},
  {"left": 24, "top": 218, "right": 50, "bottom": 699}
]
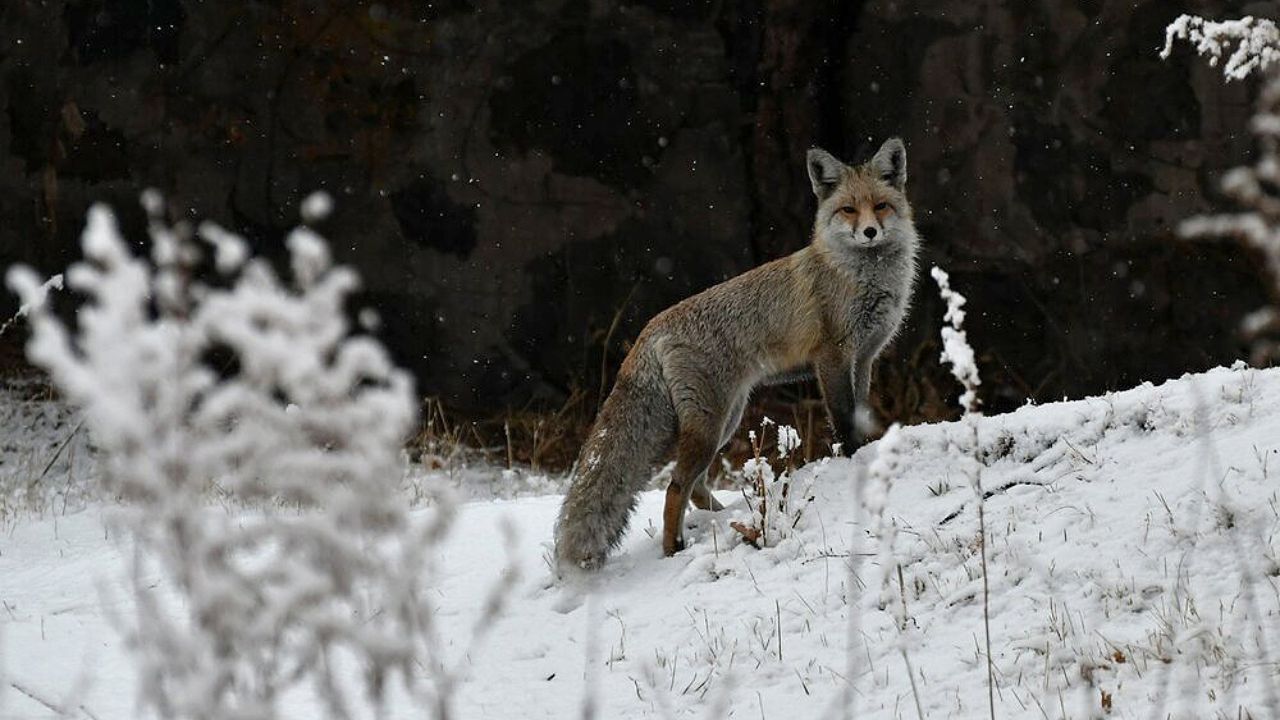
[
  {"left": 932, "top": 266, "right": 994, "bottom": 719},
  {"left": 896, "top": 566, "right": 925, "bottom": 720},
  {"left": 7, "top": 681, "right": 78, "bottom": 718},
  {"left": 864, "top": 425, "right": 924, "bottom": 718},
  {"left": 930, "top": 267, "right": 980, "bottom": 414},
  {"left": 29, "top": 419, "right": 84, "bottom": 491},
  {"left": 828, "top": 445, "right": 870, "bottom": 720},
  {"left": 0, "top": 274, "right": 62, "bottom": 339}
]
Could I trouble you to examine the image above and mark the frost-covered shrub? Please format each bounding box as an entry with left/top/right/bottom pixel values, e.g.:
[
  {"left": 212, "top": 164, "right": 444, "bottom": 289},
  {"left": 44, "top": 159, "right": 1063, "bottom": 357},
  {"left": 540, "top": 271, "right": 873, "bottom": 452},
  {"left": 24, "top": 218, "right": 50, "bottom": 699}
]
[
  {"left": 6, "top": 196, "right": 493, "bottom": 719},
  {"left": 1162, "top": 15, "right": 1280, "bottom": 363},
  {"left": 729, "top": 418, "right": 811, "bottom": 548}
]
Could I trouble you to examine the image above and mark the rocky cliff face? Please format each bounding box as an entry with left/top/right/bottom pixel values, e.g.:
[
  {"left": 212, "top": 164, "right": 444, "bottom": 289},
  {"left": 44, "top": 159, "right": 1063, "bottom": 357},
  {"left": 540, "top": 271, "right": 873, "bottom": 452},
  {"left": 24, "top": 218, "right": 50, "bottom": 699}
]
[{"left": 0, "top": 0, "right": 1266, "bottom": 417}]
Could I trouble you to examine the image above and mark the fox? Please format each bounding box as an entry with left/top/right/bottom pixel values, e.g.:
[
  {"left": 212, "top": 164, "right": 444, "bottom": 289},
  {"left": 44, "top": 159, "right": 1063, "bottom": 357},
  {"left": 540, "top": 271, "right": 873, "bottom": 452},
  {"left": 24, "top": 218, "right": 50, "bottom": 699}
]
[{"left": 554, "top": 138, "right": 920, "bottom": 569}]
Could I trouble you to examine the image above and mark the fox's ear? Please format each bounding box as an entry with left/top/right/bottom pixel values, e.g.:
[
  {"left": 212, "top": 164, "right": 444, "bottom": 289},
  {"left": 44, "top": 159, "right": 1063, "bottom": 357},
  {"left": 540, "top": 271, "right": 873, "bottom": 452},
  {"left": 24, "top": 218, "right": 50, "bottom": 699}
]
[
  {"left": 870, "top": 137, "right": 907, "bottom": 189},
  {"left": 806, "top": 148, "right": 845, "bottom": 200}
]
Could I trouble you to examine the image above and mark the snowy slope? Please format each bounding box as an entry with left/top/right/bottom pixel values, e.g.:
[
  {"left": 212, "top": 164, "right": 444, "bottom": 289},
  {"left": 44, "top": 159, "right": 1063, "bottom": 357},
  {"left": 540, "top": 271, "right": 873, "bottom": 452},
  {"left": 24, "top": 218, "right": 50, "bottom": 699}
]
[{"left": 4, "top": 364, "right": 1280, "bottom": 719}]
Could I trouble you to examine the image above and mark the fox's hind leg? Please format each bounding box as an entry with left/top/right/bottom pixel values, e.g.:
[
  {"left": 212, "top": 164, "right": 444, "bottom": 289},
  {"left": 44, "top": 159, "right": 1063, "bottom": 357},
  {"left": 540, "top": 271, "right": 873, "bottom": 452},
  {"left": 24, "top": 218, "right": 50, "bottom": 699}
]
[
  {"left": 663, "top": 430, "right": 719, "bottom": 555},
  {"left": 688, "top": 394, "right": 743, "bottom": 513},
  {"left": 690, "top": 481, "right": 724, "bottom": 511},
  {"left": 717, "top": 394, "right": 747, "bottom": 450}
]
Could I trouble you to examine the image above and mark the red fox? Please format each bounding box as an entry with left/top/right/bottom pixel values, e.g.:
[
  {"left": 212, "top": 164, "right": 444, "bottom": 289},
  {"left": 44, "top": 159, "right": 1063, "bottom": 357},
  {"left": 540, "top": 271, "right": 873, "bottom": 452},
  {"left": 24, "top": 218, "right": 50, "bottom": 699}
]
[{"left": 555, "top": 138, "right": 920, "bottom": 569}]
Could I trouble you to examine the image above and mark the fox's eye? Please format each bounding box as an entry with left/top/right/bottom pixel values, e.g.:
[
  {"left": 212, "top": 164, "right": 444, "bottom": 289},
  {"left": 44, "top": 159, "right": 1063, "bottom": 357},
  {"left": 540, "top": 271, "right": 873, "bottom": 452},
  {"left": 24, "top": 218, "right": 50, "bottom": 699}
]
[
  {"left": 874, "top": 202, "right": 891, "bottom": 212},
  {"left": 839, "top": 206, "right": 857, "bottom": 215}
]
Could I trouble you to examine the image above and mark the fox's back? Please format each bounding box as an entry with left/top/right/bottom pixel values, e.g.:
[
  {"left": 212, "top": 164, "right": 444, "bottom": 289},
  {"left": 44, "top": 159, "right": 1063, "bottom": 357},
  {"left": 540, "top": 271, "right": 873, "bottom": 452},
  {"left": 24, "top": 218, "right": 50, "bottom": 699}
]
[{"left": 632, "top": 248, "right": 837, "bottom": 384}]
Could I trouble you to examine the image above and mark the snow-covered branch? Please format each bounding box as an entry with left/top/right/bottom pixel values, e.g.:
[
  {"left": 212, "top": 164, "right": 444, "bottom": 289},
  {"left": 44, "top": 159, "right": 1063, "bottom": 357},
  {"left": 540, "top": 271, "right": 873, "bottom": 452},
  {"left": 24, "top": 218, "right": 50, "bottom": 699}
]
[
  {"left": 0, "top": 273, "right": 62, "bottom": 339},
  {"left": 1162, "top": 15, "right": 1280, "bottom": 81}
]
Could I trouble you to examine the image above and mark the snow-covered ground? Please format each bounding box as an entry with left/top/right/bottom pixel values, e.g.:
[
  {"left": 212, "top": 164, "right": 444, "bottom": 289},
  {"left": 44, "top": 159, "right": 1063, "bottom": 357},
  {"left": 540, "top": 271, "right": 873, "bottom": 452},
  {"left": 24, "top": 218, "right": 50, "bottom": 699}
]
[
  {"left": 5, "top": 364, "right": 1280, "bottom": 719},
  {"left": 0, "top": 379, "right": 98, "bottom": 526}
]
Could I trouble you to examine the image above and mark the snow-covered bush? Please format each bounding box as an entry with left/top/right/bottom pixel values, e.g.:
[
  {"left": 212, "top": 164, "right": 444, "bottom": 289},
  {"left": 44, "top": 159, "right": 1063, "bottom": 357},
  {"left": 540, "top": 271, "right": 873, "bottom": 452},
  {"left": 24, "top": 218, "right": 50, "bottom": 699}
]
[
  {"left": 5, "top": 196, "right": 503, "bottom": 719},
  {"left": 1162, "top": 15, "right": 1280, "bottom": 363},
  {"left": 729, "top": 418, "right": 812, "bottom": 548}
]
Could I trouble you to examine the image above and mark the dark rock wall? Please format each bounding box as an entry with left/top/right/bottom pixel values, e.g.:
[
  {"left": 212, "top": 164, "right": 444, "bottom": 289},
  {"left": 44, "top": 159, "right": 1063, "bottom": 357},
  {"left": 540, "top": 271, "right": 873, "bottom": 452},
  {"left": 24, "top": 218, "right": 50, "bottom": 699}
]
[{"left": 0, "top": 0, "right": 1267, "bottom": 418}]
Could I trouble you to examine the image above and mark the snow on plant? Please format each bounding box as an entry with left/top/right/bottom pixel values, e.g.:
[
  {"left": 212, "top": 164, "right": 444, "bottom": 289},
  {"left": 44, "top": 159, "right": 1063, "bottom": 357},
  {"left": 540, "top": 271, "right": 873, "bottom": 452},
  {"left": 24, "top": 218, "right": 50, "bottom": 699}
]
[
  {"left": 1137, "top": 20, "right": 1280, "bottom": 691},
  {"left": 729, "top": 418, "right": 812, "bottom": 548},
  {"left": 775, "top": 424, "right": 801, "bottom": 460},
  {"left": 833, "top": 269, "right": 986, "bottom": 716},
  {"left": 1161, "top": 15, "right": 1280, "bottom": 81},
  {"left": 6, "top": 196, "right": 513, "bottom": 719},
  {"left": 930, "top": 266, "right": 980, "bottom": 414},
  {"left": 861, "top": 423, "right": 924, "bottom": 718},
  {"left": 864, "top": 425, "right": 903, "bottom": 610},
  {"left": 1162, "top": 15, "right": 1280, "bottom": 363},
  {"left": 0, "top": 273, "right": 63, "bottom": 339},
  {"left": 930, "top": 265, "right": 994, "bottom": 719}
]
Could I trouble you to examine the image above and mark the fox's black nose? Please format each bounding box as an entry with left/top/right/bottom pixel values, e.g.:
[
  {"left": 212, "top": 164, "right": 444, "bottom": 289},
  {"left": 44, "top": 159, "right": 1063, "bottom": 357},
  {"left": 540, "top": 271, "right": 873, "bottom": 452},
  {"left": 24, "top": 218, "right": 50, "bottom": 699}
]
[{"left": 863, "top": 226, "right": 877, "bottom": 239}]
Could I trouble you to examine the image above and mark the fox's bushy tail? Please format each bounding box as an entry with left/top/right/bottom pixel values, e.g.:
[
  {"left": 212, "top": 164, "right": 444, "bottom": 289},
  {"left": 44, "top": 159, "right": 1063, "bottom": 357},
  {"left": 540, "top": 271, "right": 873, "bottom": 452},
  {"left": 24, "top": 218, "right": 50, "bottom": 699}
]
[{"left": 555, "top": 349, "right": 675, "bottom": 570}]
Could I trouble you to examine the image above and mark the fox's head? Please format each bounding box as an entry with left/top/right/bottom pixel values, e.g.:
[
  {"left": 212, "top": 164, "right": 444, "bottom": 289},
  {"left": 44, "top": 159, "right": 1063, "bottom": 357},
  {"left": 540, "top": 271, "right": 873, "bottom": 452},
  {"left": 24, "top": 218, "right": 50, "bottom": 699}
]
[{"left": 806, "top": 138, "right": 915, "bottom": 254}]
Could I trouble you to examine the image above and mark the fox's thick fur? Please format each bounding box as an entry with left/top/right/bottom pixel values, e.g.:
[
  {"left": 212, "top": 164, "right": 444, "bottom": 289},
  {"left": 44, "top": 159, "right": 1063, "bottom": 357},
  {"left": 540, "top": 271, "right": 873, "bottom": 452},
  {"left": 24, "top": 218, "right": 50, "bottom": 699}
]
[{"left": 555, "top": 138, "right": 920, "bottom": 570}]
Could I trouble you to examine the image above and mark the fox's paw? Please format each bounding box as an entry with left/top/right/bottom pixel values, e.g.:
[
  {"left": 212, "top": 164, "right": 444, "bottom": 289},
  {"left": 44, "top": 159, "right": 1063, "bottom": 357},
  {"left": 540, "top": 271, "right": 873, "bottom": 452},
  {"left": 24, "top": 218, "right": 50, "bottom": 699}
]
[{"left": 663, "top": 535, "right": 686, "bottom": 557}]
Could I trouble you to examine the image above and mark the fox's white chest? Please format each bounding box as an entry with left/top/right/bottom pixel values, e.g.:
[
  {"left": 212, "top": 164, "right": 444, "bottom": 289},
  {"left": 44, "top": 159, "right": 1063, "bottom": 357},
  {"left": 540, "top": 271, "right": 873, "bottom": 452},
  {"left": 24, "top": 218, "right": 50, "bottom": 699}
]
[{"left": 845, "top": 260, "right": 915, "bottom": 352}]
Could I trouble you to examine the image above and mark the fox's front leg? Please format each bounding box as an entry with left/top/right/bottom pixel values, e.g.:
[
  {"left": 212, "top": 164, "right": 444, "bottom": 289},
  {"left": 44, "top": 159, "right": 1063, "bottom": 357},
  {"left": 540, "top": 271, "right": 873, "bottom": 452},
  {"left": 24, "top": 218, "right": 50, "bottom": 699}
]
[
  {"left": 816, "top": 356, "right": 857, "bottom": 453},
  {"left": 851, "top": 355, "right": 875, "bottom": 446}
]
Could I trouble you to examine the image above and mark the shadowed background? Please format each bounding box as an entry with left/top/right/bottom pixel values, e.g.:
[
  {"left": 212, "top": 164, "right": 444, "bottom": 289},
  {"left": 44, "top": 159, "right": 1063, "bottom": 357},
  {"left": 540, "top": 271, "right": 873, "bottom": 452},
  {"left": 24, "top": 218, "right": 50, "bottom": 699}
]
[{"left": 0, "top": 0, "right": 1269, "bottom": 456}]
